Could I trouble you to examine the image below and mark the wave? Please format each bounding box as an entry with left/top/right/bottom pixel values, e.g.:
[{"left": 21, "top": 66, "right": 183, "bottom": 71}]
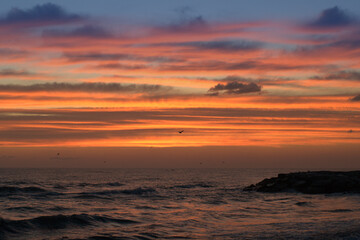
[
  {"left": 170, "top": 183, "right": 213, "bottom": 189},
  {"left": 295, "top": 201, "right": 313, "bottom": 207},
  {"left": 77, "top": 182, "right": 124, "bottom": 187},
  {"left": 87, "top": 232, "right": 161, "bottom": 240},
  {"left": 76, "top": 187, "right": 157, "bottom": 198},
  {"left": 327, "top": 209, "right": 353, "bottom": 213},
  {"left": 1, "top": 181, "right": 28, "bottom": 185},
  {"left": 5, "top": 206, "right": 42, "bottom": 213},
  {"left": 121, "top": 187, "right": 156, "bottom": 195},
  {"left": 53, "top": 184, "right": 67, "bottom": 190},
  {"left": 0, "top": 186, "right": 48, "bottom": 195},
  {"left": 48, "top": 206, "right": 71, "bottom": 211},
  {"left": 86, "top": 236, "right": 130, "bottom": 240},
  {"left": 74, "top": 234, "right": 145, "bottom": 240},
  {"left": 73, "top": 194, "right": 113, "bottom": 200},
  {"left": 0, "top": 214, "right": 138, "bottom": 237}
]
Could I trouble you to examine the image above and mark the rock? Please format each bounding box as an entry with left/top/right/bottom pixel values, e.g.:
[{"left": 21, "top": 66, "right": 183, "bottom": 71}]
[{"left": 243, "top": 171, "right": 360, "bottom": 194}]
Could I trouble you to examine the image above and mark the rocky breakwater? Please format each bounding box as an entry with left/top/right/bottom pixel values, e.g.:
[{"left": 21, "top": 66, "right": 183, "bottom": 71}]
[{"left": 243, "top": 171, "right": 360, "bottom": 194}]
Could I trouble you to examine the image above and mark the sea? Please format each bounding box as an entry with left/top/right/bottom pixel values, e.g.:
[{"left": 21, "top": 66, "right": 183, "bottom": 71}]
[{"left": 1, "top": 168, "right": 360, "bottom": 240}]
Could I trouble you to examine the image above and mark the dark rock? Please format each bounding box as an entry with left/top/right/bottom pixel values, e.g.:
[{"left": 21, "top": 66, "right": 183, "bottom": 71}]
[{"left": 243, "top": 171, "right": 360, "bottom": 194}]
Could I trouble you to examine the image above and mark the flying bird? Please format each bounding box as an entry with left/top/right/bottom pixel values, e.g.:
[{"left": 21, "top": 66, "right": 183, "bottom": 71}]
[{"left": 178, "top": 130, "right": 184, "bottom": 134}]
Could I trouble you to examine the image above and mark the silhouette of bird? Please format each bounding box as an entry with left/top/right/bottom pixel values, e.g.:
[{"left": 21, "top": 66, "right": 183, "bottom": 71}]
[
  {"left": 178, "top": 130, "right": 184, "bottom": 134},
  {"left": 348, "top": 129, "right": 353, "bottom": 133},
  {"left": 57, "top": 153, "right": 60, "bottom": 156}
]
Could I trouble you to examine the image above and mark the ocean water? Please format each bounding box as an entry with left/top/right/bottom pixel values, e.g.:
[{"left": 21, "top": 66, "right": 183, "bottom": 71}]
[{"left": 1, "top": 168, "right": 360, "bottom": 240}]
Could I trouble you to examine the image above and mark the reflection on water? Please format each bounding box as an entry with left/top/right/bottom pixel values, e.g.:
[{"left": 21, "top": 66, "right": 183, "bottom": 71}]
[{"left": 0, "top": 168, "right": 360, "bottom": 239}]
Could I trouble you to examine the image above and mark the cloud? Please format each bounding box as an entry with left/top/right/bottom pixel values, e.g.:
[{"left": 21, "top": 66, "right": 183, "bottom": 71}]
[
  {"left": 0, "top": 107, "right": 350, "bottom": 124},
  {"left": 208, "top": 81, "right": 261, "bottom": 95},
  {"left": 64, "top": 53, "right": 130, "bottom": 62},
  {"left": 219, "top": 75, "right": 258, "bottom": 82},
  {"left": 350, "top": 94, "right": 360, "bottom": 101},
  {"left": 0, "top": 82, "right": 172, "bottom": 93},
  {"left": 330, "top": 39, "right": 360, "bottom": 49},
  {"left": 162, "top": 7, "right": 207, "bottom": 32},
  {"left": 0, "top": 48, "right": 28, "bottom": 58},
  {"left": 312, "top": 71, "right": 360, "bottom": 81},
  {"left": 205, "top": 92, "right": 219, "bottom": 96},
  {"left": 292, "top": 34, "right": 360, "bottom": 59},
  {"left": 160, "top": 60, "right": 316, "bottom": 72},
  {"left": 1, "top": 107, "right": 351, "bottom": 147},
  {"left": 170, "top": 15, "right": 206, "bottom": 32},
  {"left": 63, "top": 52, "right": 180, "bottom": 64},
  {"left": 93, "top": 63, "right": 147, "bottom": 70},
  {"left": 161, "top": 40, "right": 262, "bottom": 52},
  {"left": 0, "top": 3, "right": 83, "bottom": 25},
  {"left": 0, "top": 68, "right": 35, "bottom": 77},
  {"left": 193, "top": 40, "right": 261, "bottom": 51},
  {"left": 43, "top": 25, "right": 112, "bottom": 38},
  {"left": 214, "top": 75, "right": 290, "bottom": 85},
  {"left": 307, "top": 6, "right": 356, "bottom": 28}
]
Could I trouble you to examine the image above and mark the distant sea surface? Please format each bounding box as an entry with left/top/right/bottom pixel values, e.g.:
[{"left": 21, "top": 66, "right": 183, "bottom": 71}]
[{"left": 1, "top": 168, "right": 360, "bottom": 240}]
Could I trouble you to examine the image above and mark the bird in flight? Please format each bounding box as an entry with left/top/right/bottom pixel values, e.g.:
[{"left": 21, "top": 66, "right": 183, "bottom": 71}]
[{"left": 178, "top": 130, "right": 184, "bottom": 134}]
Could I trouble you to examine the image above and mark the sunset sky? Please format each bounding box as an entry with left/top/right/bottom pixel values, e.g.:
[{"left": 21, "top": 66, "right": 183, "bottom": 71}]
[{"left": 0, "top": 0, "right": 359, "bottom": 167}]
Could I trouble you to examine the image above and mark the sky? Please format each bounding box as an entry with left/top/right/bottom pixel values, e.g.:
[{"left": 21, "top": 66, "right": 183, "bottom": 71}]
[{"left": 0, "top": 1, "right": 359, "bottom": 168}]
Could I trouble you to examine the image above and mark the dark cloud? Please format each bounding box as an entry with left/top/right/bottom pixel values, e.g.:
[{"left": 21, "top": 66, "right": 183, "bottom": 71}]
[
  {"left": 142, "top": 56, "right": 182, "bottom": 63},
  {"left": 312, "top": 71, "right": 360, "bottom": 81},
  {"left": 160, "top": 40, "right": 262, "bottom": 52},
  {"left": 0, "top": 68, "right": 35, "bottom": 77},
  {"left": 43, "top": 25, "right": 111, "bottom": 38},
  {"left": 292, "top": 36, "right": 360, "bottom": 57},
  {"left": 64, "top": 53, "right": 130, "bottom": 62},
  {"left": 189, "top": 40, "right": 261, "bottom": 51},
  {"left": 208, "top": 81, "right": 261, "bottom": 95},
  {"left": 201, "top": 75, "right": 289, "bottom": 85},
  {"left": 307, "top": 6, "right": 356, "bottom": 28},
  {"left": 0, "top": 3, "right": 83, "bottom": 25},
  {"left": 94, "top": 63, "right": 147, "bottom": 70},
  {"left": 0, "top": 82, "right": 172, "bottom": 93},
  {"left": 350, "top": 94, "right": 360, "bottom": 101}
]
